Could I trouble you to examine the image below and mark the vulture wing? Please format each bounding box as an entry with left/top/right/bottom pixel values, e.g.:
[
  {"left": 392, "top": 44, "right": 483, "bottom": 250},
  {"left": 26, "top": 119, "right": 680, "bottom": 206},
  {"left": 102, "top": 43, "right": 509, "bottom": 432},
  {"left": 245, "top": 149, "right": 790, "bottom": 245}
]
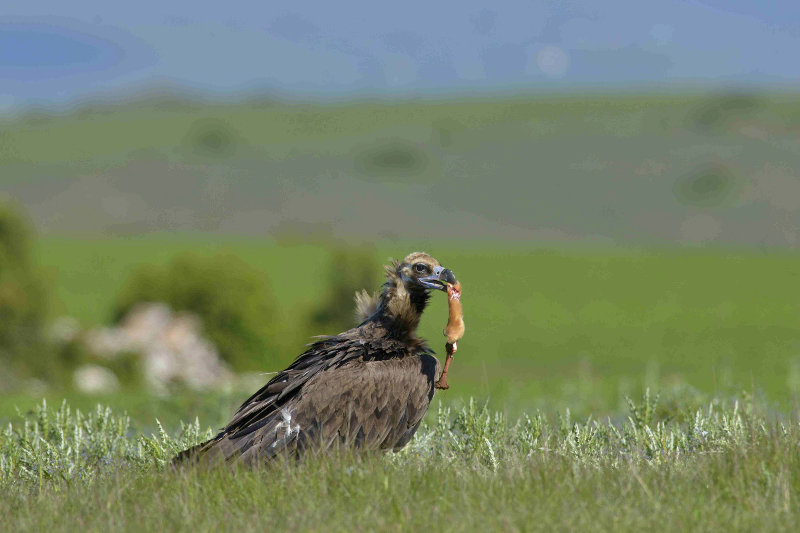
[{"left": 177, "top": 329, "right": 439, "bottom": 464}]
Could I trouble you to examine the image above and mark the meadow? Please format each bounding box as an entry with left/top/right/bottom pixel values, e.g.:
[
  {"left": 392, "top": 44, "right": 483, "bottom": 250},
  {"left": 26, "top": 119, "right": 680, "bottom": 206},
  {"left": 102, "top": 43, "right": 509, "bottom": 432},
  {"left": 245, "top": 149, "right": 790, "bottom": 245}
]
[
  {"left": 3, "top": 93, "right": 800, "bottom": 529},
  {"left": 4, "top": 92, "right": 800, "bottom": 246},
  {"left": 2, "top": 393, "right": 799, "bottom": 531},
  {"left": 26, "top": 236, "right": 800, "bottom": 423}
]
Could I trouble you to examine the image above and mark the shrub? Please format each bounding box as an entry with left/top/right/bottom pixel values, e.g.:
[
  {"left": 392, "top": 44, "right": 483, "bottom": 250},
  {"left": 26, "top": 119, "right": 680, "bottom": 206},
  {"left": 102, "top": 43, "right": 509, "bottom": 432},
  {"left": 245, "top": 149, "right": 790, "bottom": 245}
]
[
  {"left": 354, "top": 139, "right": 428, "bottom": 182},
  {"left": 688, "top": 92, "right": 761, "bottom": 131},
  {"left": 310, "top": 247, "right": 378, "bottom": 334},
  {"left": 0, "top": 201, "right": 51, "bottom": 382},
  {"left": 674, "top": 163, "right": 737, "bottom": 206},
  {"left": 185, "top": 118, "right": 238, "bottom": 157},
  {"left": 113, "top": 253, "right": 276, "bottom": 371}
]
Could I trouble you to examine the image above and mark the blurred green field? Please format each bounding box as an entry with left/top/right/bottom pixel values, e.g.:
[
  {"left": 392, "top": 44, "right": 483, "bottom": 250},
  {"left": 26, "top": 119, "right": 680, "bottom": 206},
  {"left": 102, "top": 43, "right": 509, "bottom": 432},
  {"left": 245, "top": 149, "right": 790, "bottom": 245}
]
[
  {"left": 6, "top": 87, "right": 800, "bottom": 532},
  {"left": 3, "top": 92, "right": 800, "bottom": 429},
  {"left": 21, "top": 236, "right": 800, "bottom": 427},
  {"left": 4, "top": 93, "right": 800, "bottom": 246},
  {"left": 4, "top": 94, "right": 800, "bottom": 530}
]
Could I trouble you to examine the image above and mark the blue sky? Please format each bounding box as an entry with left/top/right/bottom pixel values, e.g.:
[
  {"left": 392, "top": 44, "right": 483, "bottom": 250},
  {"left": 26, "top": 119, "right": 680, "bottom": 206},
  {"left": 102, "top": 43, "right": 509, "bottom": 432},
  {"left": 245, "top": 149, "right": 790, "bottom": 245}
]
[{"left": 1, "top": 1, "right": 799, "bottom": 110}]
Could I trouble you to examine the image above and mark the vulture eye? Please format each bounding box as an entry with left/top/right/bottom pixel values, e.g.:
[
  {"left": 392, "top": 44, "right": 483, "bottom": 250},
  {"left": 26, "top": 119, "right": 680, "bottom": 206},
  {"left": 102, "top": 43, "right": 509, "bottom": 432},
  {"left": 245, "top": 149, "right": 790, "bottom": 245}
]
[{"left": 413, "top": 263, "right": 428, "bottom": 274}]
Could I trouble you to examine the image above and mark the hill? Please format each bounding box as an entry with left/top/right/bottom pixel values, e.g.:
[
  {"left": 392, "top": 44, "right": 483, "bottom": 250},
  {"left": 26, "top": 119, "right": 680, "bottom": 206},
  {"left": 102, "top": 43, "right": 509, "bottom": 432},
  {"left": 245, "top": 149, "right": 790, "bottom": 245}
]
[{"left": 3, "top": 93, "right": 800, "bottom": 245}]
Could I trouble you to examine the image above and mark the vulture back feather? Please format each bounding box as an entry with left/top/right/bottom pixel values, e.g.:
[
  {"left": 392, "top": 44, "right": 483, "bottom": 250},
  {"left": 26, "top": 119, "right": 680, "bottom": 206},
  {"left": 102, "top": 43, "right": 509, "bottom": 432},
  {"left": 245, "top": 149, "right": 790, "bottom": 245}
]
[{"left": 174, "top": 252, "right": 452, "bottom": 465}]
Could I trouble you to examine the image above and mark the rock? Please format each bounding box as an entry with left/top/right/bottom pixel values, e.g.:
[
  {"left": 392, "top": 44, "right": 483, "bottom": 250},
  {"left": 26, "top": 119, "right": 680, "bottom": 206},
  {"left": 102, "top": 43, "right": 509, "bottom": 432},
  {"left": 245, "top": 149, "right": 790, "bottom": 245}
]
[
  {"left": 48, "top": 316, "right": 81, "bottom": 344},
  {"left": 73, "top": 364, "right": 120, "bottom": 394},
  {"left": 84, "top": 302, "right": 233, "bottom": 391}
]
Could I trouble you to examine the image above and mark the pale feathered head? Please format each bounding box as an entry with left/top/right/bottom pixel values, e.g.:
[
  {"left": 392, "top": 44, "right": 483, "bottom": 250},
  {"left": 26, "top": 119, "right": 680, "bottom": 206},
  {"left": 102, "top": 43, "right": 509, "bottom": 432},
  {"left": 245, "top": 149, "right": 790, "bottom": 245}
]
[{"left": 354, "top": 252, "right": 457, "bottom": 324}]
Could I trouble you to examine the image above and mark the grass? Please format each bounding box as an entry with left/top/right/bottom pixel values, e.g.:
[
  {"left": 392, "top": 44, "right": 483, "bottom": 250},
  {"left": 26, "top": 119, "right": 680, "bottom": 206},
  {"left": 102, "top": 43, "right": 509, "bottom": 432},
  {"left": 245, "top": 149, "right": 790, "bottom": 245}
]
[
  {"left": 2, "top": 393, "right": 799, "bottom": 531},
  {"left": 34, "top": 236, "right": 800, "bottom": 417},
  {"left": 5, "top": 92, "right": 800, "bottom": 529},
  {"left": 7, "top": 234, "right": 800, "bottom": 531},
  {"left": 0, "top": 389, "right": 249, "bottom": 435}
]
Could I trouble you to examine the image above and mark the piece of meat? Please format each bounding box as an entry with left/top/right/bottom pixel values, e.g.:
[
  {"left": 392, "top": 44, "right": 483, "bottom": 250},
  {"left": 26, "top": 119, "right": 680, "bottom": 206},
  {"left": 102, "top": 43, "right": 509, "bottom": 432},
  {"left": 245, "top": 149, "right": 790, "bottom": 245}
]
[{"left": 435, "top": 281, "right": 464, "bottom": 390}]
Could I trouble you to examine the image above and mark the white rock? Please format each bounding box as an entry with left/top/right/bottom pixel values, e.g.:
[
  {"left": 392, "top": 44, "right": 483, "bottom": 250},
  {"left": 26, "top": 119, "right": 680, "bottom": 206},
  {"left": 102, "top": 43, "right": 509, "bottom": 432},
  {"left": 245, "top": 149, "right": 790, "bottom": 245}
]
[
  {"left": 73, "top": 364, "right": 120, "bottom": 394},
  {"left": 84, "top": 302, "right": 233, "bottom": 391}
]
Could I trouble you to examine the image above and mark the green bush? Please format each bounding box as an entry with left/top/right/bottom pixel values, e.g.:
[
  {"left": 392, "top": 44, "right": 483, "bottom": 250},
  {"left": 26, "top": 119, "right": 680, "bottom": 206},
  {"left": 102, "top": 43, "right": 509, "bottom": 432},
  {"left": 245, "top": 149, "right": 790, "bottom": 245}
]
[
  {"left": 0, "top": 201, "right": 51, "bottom": 383},
  {"left": 113, "top": 253, "right": 276, "bottom": 371},
  {"left": 309, "top": 247, "right": 378, "bottom": 334}
]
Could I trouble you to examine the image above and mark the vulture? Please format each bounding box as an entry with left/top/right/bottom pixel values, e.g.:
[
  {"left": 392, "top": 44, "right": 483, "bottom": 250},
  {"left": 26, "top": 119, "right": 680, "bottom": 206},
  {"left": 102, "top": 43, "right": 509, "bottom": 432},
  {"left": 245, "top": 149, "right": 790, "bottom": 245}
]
[{"left": 174, "top": 252, "right": 457, "bottom": 465}]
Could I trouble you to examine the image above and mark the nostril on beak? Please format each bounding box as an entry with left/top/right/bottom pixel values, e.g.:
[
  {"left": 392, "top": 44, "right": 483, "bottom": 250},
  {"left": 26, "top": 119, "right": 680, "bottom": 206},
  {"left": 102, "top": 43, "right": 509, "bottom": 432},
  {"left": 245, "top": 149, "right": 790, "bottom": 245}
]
[{"left": 440, "top": 268, "right": 457, "bottom": 285}]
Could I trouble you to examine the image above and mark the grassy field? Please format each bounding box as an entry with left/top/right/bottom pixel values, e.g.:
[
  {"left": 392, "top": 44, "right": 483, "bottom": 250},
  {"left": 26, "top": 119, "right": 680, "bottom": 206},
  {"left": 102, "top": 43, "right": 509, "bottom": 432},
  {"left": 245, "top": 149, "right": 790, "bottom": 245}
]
[
  {"left": 3, "top": 93, "right": 800, "bottom": 246},
  {"left": 21, "top": 236, "right": 800, "bottom": 424},
  {"left": 2, "top": 394, "right": 799, "bottom": 531},
  {"left": 4, "top": 93, "right": 800, "bottom": 529}
]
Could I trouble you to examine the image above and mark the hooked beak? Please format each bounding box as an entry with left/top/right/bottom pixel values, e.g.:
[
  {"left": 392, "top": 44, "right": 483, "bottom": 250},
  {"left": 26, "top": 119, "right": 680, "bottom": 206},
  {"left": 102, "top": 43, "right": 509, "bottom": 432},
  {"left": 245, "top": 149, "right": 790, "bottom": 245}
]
[{"left": 419, "top": 265, "right": 457, "bottom": 291}]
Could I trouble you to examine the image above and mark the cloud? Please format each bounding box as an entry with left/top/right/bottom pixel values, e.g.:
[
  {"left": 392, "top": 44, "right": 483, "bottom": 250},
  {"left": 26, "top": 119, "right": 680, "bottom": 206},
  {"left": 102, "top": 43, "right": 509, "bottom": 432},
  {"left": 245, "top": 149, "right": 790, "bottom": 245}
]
[
  {"left": 0, "top": 18, "right": 153, "bottom": 81},
  {"left": 528, "top": 45, "right": 570, "bottom": 78}
]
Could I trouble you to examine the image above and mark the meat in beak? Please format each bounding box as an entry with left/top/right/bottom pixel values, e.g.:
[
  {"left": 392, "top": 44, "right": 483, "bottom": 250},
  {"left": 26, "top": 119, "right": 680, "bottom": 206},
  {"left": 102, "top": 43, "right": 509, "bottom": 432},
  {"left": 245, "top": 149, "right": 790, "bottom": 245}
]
[{"left": 419, "top": 265, "right": 457, "bottom": 291}]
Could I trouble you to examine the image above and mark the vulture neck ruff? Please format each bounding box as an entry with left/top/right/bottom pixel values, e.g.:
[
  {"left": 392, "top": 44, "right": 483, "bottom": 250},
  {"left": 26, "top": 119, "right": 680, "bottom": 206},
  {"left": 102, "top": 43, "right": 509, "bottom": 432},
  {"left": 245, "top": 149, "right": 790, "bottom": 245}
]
[{"left": 373, "top": 262, "right": 430, "bottom": 338}]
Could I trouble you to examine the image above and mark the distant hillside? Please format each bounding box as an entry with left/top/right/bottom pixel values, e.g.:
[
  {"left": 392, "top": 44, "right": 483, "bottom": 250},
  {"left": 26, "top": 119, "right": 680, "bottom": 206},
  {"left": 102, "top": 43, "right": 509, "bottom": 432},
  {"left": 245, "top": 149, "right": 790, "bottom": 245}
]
[{"left": 2, "top": 93, "right": 800, "bottom": 246}]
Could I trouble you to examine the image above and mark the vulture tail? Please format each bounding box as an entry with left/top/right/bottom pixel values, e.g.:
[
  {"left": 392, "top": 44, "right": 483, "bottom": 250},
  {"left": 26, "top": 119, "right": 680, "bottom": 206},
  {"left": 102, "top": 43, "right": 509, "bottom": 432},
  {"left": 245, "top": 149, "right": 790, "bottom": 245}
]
[{"left": 171, "top": 439, "right": 212, "bottom": 465}]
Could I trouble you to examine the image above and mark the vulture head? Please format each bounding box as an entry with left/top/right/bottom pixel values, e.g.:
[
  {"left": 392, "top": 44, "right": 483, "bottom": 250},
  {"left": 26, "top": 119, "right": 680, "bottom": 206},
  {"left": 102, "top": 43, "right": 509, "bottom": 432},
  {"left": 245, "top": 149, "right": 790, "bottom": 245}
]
[
  {"left": 396, "top": 251, "right": 457, "bottom": 293},
  {"left": 357, "top": 252, "right": 457, "bottom": 337}
]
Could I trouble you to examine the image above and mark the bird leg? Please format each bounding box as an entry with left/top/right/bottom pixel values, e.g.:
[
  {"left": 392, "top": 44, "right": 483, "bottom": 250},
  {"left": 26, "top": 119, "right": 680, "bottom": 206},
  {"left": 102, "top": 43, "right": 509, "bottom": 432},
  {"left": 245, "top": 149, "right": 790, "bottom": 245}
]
[
  {"left": 435, "top": 341, "right": 456, "bottom": 390},
  {"left": 436, "top": 281, "right": 464, "bottom": 390}
]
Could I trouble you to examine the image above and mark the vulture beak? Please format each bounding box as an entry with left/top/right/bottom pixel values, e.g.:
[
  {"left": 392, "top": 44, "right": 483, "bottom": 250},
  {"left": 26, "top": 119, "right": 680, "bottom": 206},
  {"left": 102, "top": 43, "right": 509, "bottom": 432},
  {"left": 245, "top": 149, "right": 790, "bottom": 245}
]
[{"left": 419, "top": 265, "right": 457, "bottom": 291}]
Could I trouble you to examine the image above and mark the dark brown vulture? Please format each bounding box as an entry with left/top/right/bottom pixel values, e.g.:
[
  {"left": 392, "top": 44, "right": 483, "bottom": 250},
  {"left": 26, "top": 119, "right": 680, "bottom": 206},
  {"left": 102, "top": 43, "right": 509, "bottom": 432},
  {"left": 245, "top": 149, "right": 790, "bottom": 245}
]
[{"left": 174, "top": 252, "right": 457, "bottom": 465}]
